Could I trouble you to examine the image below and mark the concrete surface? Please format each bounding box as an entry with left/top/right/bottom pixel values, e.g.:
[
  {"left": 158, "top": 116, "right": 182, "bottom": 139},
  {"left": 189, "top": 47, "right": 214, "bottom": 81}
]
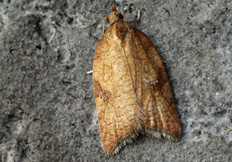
[{"left": 0, "top": 0, "right": 232, "bottom": 161}]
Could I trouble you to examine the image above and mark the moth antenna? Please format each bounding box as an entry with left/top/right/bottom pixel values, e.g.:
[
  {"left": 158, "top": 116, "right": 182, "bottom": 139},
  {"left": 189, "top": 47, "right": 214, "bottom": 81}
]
[
  {"left": 102, "top": 15, "right": 109, "bottom": 35},
  {"left": 136, "top": 10, "right": 141, "bottom": 22}
]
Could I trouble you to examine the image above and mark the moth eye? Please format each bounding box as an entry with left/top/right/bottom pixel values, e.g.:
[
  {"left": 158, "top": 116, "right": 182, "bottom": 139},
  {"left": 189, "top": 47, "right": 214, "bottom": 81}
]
[{"left": 117, "top": 14, "right": 124, "bottom": 20}]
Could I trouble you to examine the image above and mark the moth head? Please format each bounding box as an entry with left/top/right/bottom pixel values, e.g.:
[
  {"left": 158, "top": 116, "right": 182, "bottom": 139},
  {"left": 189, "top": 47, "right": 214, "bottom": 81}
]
[
  {"left": 102, "top": 5, "right": 129, "bottom": 35},
  {"left": 108, "top": 5, "right": 124, "bottom": 25}
]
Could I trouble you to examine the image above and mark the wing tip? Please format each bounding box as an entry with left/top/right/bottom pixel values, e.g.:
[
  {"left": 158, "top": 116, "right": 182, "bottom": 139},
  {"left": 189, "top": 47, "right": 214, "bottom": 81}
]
[
  {"left": 102, "top": 132, "right": 138, "bottom": 156},
  {"left": 104, "top": 127, "right": 181, "bottom": 156},
  {"left": 145, "top": 127, "right": 181, "bottom": 142}
]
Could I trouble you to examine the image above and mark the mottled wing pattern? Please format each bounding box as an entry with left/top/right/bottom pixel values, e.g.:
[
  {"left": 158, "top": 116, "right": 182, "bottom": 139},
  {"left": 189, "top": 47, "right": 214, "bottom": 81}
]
[{"left": 92, "top": 22, "right": 143, "bottom": 156}]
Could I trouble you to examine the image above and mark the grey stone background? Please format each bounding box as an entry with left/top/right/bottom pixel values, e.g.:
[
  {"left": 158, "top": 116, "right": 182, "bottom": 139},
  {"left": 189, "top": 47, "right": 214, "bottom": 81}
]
[{"left": 0, "top": 0, "right": 232, "bottom": 161}]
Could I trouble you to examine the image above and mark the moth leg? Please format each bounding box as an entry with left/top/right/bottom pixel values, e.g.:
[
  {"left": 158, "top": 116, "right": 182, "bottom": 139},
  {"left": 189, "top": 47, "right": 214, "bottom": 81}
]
[
  {"left": 129, "top": 10, "right": 141, "bottom": 23},
  {"left": 87, "top": 70, "right": 93, "bottom": 74}
]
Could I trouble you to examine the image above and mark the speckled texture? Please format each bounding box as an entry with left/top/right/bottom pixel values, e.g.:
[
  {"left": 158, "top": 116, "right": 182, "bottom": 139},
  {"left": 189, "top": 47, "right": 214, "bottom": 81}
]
[{"left": 0, "top": 0, "right": 231, "bottom": 161}]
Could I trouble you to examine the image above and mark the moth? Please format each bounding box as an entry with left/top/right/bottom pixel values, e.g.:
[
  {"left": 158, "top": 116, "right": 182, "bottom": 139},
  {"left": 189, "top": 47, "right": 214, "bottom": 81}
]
[{"left": 92, "top": 5, "right": 181, "bottom": 156}]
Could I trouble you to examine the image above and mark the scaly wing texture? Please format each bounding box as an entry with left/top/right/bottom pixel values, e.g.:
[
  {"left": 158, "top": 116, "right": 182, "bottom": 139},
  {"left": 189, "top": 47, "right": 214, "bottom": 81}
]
[
  {"left": 93, "top": 21, "right": 181, "bottom": 156},
  {"left": 133, "top": 29, "right": 181, "bottom": 140},
  {"left": 93, "top": 22, "right": 144, "bottom": 156}
]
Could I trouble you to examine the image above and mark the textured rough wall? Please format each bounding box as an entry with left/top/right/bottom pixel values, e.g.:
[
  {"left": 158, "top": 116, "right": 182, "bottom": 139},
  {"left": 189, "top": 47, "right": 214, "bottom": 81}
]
[{"left": 0, "top": 0, "right": 231, "bottom": 161}]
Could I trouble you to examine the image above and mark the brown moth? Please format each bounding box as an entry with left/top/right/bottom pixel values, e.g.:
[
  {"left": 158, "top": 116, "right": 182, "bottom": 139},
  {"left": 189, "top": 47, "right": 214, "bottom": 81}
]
[{"left": 92, "top": 5, "right": 181, "bottom": 156}]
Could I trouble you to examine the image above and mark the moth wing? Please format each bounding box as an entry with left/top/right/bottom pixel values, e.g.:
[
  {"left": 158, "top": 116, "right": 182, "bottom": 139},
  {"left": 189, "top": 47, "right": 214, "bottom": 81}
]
[
  {"left": 133, "top": 28, "right": 181, "bottom": 140},
  {"left": 92, "top": 24, "right": 143, "bottom": 156}
]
